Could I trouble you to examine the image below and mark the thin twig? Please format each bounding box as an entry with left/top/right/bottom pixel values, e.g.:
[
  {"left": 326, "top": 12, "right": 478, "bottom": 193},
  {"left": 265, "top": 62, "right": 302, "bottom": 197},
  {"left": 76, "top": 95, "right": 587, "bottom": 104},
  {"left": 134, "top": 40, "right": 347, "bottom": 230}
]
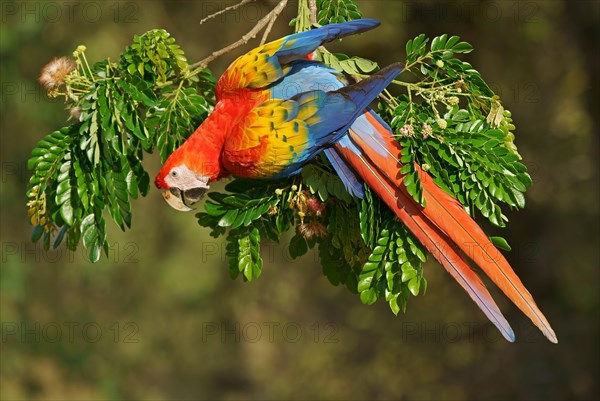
[
  {"left": 260, "top": 0, "right": 288, "bottom": 45},
  {"left": 308, "top": 0, "right": 317, "bottom": 24},
  {"left": 260, "top": 17, "right": 277, "bottom": 45},
  {"left": 189, "top": 0, "right": 289, "bottom": 70},
  {"left": 199, "top": 0, "right": 254, "bottom": 25}
]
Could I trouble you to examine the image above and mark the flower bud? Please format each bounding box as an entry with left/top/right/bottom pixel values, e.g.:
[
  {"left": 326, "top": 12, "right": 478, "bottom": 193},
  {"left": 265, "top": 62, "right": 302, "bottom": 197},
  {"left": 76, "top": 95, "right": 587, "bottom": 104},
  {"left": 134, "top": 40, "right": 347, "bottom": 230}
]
[
  {"left": 447, "top": 96, "right": 459, "bottom": 105},
  {"left": 39, "top": 57, "right": 76, "bottom": 91},
  {"left": 399, "top": 124, "right": 414, "bottom": 137},
  {"left": 298, "top": 222, "right": 328, "bottom": 240},
  {"left": 421, "top": 123, "right": 433, "bottom": 139},
  {"left": 306, "top": 197, "right": 325, "bottom": 216},
  {"left": 69, "top": 107, "right": 82, "bottom": 121}
]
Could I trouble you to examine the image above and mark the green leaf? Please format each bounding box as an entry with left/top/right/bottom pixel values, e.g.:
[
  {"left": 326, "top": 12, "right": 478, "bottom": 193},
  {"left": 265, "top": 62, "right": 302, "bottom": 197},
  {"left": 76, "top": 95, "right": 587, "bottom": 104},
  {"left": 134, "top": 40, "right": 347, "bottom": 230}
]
[
  {"left": 53, "top": 226, "right": 68, "bottom": 249},
  {"left": 401, "top": 265, "right": 417, "bottom": 282},
  {"left": 452, "top": 41, "right": 474, "bottom": 53},
  {"left": 387, "top": 294, "right": 401, "bottom": 315},
  {"left": 289, "top": 233, "right": 309, "bottom": 259},
  {"left": 55, "top": 160, "right": 76, "bottom": 227},
  {"left": 204, "top": 201, "right": 226, "bottom": 216},
  {"left": 353, "top": 56, "right": 378, "bottom": 73},
  {"left": 408, "top": 277, "right": 420, "bottom": 296},
  {"left": 218, "top": 209, "right": 239, "bottom": 227},
  {"left": 359, "top": 288, "right": 378, "bottom": 305},
  {"left": 511, "top": 188, "right": 526, "bottom": 208},
  {"left": 235, "top": 228, "right": 263, "bottom": 282},
  {"left": 490, "top": 236, "right": 512, "bottom": 251},
  {"left": 31, "top": 225, "right": 44, "bottom": 242},
  {"left": 81, "top": 214, "right": 98, "bottom": 248}
]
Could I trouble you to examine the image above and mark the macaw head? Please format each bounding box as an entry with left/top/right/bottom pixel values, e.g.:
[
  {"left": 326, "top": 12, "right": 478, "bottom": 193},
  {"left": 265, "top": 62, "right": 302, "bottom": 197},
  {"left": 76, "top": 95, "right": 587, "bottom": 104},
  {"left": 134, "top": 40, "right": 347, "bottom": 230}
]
[{"left": 154, "top": 146, "right": 212, "bottom": 212}]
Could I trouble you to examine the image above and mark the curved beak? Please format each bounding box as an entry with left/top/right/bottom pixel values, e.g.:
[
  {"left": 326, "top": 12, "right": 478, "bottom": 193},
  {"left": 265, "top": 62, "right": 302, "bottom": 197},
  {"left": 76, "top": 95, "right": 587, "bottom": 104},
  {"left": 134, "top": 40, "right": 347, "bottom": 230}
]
[
  {"left": 161, "top": 187, "right": 209, "bottom": 212},
  {"left": 162, "top": 188, "right": 192, "bottom": 211}
]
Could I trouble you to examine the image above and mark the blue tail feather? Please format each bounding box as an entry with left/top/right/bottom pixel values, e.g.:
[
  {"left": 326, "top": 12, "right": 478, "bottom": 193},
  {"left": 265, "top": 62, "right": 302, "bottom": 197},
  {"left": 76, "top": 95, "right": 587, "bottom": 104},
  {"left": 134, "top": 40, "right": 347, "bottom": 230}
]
[
  {"left": 324, "top": 147, "right": 364, "bottom": 198},
  {"left": 286, "top": 63, "right": 402, "bottom": 182}
]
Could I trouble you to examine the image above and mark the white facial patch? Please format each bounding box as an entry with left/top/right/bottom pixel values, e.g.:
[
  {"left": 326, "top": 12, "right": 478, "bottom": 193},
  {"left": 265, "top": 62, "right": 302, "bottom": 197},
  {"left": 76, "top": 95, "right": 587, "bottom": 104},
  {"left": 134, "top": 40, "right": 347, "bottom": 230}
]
[{"left": 165, "top": 164, "right": 210, "bottom": 190}]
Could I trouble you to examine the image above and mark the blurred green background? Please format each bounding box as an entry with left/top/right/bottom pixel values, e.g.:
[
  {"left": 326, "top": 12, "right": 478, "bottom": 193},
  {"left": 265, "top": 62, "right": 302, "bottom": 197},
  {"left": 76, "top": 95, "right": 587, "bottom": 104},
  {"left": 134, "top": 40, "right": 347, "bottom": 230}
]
[{"left": 1, "top": 0, "right": 598, "bottom": 399}]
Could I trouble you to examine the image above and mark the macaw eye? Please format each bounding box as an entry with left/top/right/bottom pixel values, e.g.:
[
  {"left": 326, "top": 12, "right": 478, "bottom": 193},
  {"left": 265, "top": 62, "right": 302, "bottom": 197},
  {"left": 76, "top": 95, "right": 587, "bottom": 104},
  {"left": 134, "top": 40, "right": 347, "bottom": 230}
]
[{"left": 171, "top": 171, "right": 177, "bottom": 177}]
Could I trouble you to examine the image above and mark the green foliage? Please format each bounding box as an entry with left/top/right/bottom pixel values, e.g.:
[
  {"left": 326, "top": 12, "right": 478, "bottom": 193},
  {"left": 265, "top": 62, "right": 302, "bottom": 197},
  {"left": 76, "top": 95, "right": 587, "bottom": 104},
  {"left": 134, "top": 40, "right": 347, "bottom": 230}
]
[
  {"left": 357, "top": 188, "right": 427, "bottom": 313},
  {"left": 291, "top": 0, "right": 313, "bottom": 32},
  {"left": 317, "top": 0, "right": 362, "bottom": 24},
  {"left": 119, "top": 29, "right": 188, "bottom": 84},
  {"left": 376, "top": 34, "right": 531, "bottom": 229},
  {"left": 301, "top": 161, "right": 353, "bottom": 203},
  {"left": 196, "top": 157, "right": 429, "bottom": 313},
  {"left": 197, "top": 178, "right": 315, "bottom": 282},
  {"left": 226, "top": 227, "right": 263, "bottom": 281},
  {"left": 292, "top": 0, "right": 362, "bottom": 31},
  {"left": 28, "top": 3, "right": 531, "bottom": 315},
  {"left": 319, "top": 52, "right": 378, "bottom": 75},
  {"left": 28, "top": 30, "right": 215, "bottom": 261}
]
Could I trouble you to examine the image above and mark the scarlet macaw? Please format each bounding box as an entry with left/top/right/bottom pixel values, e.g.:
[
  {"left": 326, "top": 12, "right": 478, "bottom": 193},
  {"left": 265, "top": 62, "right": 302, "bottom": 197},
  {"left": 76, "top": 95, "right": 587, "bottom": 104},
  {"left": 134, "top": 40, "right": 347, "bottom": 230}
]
[{"left": 155, "top": 19, "right": 556, "bottom": 343}]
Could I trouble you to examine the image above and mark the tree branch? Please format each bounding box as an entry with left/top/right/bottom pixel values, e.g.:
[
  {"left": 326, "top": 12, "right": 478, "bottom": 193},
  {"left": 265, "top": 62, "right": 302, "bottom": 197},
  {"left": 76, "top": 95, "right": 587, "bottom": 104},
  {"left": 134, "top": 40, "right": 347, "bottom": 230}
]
[
  {"left": 190, "top": 0, "right": 289, "bottom": 70},
  {"left": 308, "top": 0, "right": 317, "bottom": 24},
  {"left": 260, "top": 0, "right": 289, "bottom": 45}
]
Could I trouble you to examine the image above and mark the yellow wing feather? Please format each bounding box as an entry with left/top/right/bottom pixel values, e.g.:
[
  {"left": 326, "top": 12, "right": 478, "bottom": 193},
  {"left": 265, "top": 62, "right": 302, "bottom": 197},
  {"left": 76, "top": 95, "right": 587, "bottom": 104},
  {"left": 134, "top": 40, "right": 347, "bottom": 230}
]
[
  {"left": 217, "top": 38, "right": 293, "bottom": 97},
  {"left": 223, "top": 99, "right": 311, "bottom": 178}
]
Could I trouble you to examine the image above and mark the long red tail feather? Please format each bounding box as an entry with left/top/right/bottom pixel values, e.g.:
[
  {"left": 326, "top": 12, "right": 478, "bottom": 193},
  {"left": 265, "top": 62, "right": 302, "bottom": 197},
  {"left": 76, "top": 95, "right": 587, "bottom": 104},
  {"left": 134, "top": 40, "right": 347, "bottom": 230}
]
[
  {"left": 338, "top": 112, "right": 557, "bottom": 343},
  {"left": 335, "top": 142, "right": 516, "bottom": 341}
]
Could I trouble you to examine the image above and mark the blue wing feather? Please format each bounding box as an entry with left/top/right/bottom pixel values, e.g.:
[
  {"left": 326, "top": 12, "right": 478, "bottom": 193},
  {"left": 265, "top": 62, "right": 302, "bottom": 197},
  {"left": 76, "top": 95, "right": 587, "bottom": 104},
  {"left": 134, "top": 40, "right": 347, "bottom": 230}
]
[
  {"left": 295, "top": 63, "right": 402, "bottom": 150},
  {"left": 276, "top": 19, "right": 380, "bottom": 62},
  {"left": 218, "top": 19, "right": 380, "bottom": 95},
  {"left": 265, "top": 61, "right": 401, "bottom": 189}
]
